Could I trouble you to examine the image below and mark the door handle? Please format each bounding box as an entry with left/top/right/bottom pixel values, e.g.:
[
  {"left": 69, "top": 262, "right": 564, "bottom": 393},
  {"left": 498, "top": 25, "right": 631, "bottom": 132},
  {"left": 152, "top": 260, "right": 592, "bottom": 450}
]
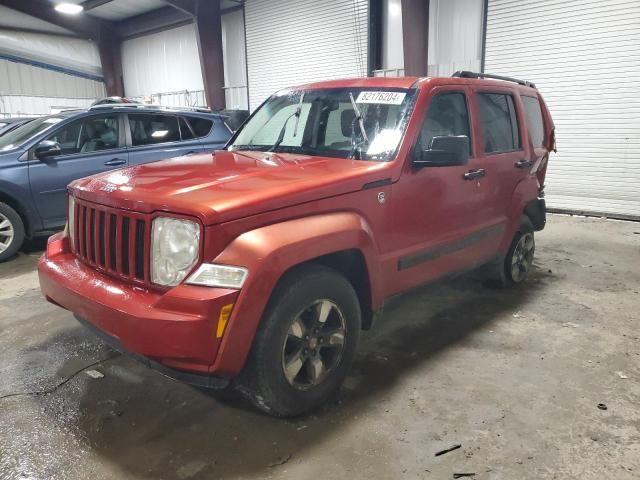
[
  {"left": 463, "top": 168, "right": 486, "bottom": 180},
  {"left": 104, "top": 158, "right": 126, "bottom": 166},
  {"left": 515, "top": 159, "right": 533, "bottom": 169},
  {"left": 185, "top": 150, "right": 197, "bottom": 155}
]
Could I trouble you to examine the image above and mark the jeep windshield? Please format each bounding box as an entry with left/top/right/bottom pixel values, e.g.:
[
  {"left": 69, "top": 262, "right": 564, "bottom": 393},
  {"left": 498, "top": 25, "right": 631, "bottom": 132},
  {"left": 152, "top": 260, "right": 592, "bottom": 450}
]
[
  {"left": 0, "top": 115, "right": 65, "bottom": 152},
  {"left": 229, "top": 87, "right": 416, "bottom": 161}
]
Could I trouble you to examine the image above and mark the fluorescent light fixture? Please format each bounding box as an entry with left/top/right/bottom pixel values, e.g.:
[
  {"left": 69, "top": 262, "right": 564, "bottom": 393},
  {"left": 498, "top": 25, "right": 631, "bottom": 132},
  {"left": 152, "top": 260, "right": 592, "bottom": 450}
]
[
  {"left": 54, "top": 3, "right": 84, "bottom": 14},
  {"left": 151, "top": 129, "right": 169, "bottom": 138}
]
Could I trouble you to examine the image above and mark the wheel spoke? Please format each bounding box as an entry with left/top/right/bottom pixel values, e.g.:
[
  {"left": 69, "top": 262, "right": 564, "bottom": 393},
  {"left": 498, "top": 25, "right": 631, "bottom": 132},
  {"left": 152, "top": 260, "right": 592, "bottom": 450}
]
[
  {"left": 306, "top": 357, "right": 325, "bottom": 384},
  {"left": 323, "top": 328, "right": 345, "bottom": 348},
  {"left": 511, "top": 263, "right": 521, "bottom": 280},
  {"left": 0, "top": 219, "right": 10, "bottom": 230},
  {"left": 315, "top": 300, "right": 333, "bottom": 326},
  {"left": 284, "top": 350, "right": 305, "bottom": 384},
  {"left": 288, "top": 316, "right": 306, "bottom": 339}
]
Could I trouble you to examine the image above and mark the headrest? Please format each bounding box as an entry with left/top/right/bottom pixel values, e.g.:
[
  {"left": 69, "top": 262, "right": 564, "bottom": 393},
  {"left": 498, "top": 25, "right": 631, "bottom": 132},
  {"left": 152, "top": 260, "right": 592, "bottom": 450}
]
[{"left": 341, "top": 109, "right": 356, "bottom": 137}]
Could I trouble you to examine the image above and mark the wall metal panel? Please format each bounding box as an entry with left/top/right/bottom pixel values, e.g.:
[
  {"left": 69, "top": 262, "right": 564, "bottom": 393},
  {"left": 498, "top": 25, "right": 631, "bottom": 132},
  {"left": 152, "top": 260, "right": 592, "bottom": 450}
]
[
  {"left": 485, "top": 0, "right": 640, "bottom": 218},
  {"left": 244, "top": 0, "right": 368, "bottom": 110}
]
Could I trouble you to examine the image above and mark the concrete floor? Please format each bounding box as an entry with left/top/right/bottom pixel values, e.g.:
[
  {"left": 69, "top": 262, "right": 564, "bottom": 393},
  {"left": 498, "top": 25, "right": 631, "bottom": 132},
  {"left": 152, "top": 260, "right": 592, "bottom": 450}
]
[{"left": 0, "top": 214, "right": 639, "bottom": 480}]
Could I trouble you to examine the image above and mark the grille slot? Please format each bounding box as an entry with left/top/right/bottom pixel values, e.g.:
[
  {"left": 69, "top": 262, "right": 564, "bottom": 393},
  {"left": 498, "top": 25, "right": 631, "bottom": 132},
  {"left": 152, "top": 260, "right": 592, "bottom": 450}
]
[{"left": 71, "top": 198, "right": 149, "bottom": 285}]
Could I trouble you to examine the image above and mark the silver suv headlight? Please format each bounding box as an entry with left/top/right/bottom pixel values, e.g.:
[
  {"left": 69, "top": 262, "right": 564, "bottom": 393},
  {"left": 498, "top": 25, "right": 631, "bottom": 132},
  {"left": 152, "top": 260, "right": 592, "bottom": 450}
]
[{"left": 151, "top": 217, "right": 200, "bottom": 286}]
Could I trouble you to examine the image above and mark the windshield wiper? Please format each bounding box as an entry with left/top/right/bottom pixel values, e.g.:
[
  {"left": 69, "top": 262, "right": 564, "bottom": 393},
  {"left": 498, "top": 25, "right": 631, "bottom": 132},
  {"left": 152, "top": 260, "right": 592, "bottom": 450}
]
[
  {"left": 348, "top": 92, "right": 369, "bottom": 159},
  {"left": 268, "top": 92, "right": 304, "bottom": 152}
]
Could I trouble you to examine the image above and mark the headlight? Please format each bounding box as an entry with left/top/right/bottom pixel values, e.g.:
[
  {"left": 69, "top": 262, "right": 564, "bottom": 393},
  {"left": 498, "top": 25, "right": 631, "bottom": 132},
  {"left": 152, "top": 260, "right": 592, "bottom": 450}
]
[
  {"left": 186, "top": 264, "right": 248, "bottom": 289},
  {"left": 151, "top": 217, "right": 200, "bottom": 286},
  {"left": 68, "top": 196, "right": 75, "bottom": 250}
]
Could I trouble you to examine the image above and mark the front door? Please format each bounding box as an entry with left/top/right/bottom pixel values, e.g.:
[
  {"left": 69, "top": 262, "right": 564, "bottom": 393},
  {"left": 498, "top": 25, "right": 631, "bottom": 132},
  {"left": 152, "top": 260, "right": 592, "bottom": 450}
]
[
  {"left": 28, "top": 113, "right": 128, "bottom": 229},
  {"left": 386, "top": 88, "right": 497, "bottom": 295}
]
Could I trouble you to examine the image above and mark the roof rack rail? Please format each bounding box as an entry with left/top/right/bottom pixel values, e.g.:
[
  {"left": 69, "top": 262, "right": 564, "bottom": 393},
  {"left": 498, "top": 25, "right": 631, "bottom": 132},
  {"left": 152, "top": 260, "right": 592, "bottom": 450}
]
[
  {"left": 452, "top": 71, "right": 536, "bottom": 88},
  {"left": 88, "top": 103, "right": 212, "bottom": 113}
]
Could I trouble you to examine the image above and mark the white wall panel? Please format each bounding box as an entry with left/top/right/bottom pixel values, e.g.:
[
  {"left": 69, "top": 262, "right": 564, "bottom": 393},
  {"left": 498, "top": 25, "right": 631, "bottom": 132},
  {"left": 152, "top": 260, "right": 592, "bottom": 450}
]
[
  {"left": 0, "top": 95, "right": 96, "bottom": 117},
  {"left": 0, "top": 29, "right": 102, "bottom": 78},
  {"left": 485, "top": 0, "right": 640, "bottom": 218},
  {"left": 222, "top": 9, "right": 248, "bottom": 110},
  {"left": 428, "top": 0, "right": 483, "bottom": 76},
  {"left": 382, "top": 0, "right": 404, "bottom": 70},
  {"left": 121, "top": 24, "right": 204, "bottom": 98},
  {"left": 245, "top": 0, "right": 368, "bottom": 110}
]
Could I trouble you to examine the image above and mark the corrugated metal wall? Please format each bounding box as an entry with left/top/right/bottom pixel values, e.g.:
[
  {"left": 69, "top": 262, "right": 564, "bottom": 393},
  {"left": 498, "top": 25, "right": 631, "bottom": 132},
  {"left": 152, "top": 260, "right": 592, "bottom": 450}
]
[
  {"left": 0, "top": 59, "right": 105, "bottom": 116},
  {"left": 484, "top": 0, "right": 640, "bottom": 219},
  {"left": 244, "top": 0, "right": 369, "bottom": 110},
  {"left": 0, "top": 29, "right": 104, "bottom": 117}
]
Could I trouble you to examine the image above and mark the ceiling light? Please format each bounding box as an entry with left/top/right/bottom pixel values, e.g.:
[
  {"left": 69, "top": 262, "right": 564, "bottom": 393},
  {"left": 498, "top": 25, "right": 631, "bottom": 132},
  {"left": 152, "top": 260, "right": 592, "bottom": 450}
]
[{"left": 54, "top": 3, "right": 84, "bottom": 15}]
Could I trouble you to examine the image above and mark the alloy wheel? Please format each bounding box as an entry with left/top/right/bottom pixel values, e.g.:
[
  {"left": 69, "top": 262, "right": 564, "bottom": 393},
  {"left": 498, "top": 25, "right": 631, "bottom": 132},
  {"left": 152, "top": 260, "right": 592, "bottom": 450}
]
[
  {"left": 281, "top": 299, "right": 347, "bottom": 390},
  {"left": 511, "top": 232, "right": 534, "bottom": 282},
  {"left": 0, "top": 212, "right": 14, "bottom": 254}
]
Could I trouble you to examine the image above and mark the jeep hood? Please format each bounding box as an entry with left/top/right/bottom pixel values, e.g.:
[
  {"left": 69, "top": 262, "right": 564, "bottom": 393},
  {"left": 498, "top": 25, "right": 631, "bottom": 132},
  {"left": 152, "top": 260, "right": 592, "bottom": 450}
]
[{"left": 69, "top": 150, "right": 391, "bottom": 225}]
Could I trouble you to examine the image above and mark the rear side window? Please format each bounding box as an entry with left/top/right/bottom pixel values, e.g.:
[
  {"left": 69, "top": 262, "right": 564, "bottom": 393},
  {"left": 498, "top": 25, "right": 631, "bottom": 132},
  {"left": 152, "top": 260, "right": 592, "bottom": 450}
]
[
  {"left": 477, "top": 93, "right": 520, "bottom": 153},
  {"left": 521, "top": 96, "right": 544, "bottom": 148},
  {"left": 186, "top": 116, "right": 213, "bottom": 138},
  {"left": 129, "top": 114, "right": 180, "bottom": 146}
]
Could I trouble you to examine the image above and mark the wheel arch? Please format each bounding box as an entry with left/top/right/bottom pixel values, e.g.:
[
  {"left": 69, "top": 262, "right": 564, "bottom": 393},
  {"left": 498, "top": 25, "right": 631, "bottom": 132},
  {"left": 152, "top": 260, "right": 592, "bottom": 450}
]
[
  {"left": 209, "top": 212, "right": 382, "bottom": 376},
  {"left": 0, "top": 189, "right": 32, "bottom": 237}
]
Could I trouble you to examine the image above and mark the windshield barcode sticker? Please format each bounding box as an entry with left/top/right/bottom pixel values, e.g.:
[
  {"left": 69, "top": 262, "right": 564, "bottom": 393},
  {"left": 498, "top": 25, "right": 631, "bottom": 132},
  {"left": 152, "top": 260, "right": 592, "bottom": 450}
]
[{"left": 355, "top": 91, "right": 406, "bottom": 105}]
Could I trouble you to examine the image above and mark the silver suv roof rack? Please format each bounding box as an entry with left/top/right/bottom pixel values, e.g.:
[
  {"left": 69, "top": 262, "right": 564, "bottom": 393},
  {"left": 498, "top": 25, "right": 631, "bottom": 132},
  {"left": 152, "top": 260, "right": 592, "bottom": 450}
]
[
  {"left": 452, "top": 71, "right": 536, "bottom": 89},
  {"left": 88, "top": 103, "right": 213, "bottom": 113}
]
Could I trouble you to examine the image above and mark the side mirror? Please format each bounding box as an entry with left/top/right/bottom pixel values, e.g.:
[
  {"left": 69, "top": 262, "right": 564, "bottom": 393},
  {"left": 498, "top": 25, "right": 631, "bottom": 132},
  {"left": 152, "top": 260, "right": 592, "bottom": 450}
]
[
  {"left": 34, "top": 140, "right": 61, "bottom": 160},
  {"left": 413, "top": 135, "right": 470, "bottom": 168}
]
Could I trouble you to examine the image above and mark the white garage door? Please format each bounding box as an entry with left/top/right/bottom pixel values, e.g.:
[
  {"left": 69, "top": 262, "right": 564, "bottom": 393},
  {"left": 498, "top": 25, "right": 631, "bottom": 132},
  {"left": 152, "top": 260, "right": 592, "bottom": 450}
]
[
  {"left": 244, "top": 0, "right": 369, "bottom": 110},
  {"left": 484, "top": 0, "right": 640, "bottom": 219}
]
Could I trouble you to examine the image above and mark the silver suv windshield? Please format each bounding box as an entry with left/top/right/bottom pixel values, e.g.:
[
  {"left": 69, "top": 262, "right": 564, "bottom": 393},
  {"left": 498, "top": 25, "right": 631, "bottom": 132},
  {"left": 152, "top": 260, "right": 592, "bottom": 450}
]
[
  {"left": 0, "top": 115, "right": 65, "bottom": 152},
  {"left": 229, "top": 87, "right": 416, "bottom": 161}
]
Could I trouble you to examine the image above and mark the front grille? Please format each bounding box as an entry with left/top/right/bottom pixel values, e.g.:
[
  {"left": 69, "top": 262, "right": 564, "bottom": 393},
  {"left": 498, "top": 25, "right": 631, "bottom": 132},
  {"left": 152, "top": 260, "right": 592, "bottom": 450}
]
[{"left": 72, "top": 198, "right": 150, "bottom": 286}]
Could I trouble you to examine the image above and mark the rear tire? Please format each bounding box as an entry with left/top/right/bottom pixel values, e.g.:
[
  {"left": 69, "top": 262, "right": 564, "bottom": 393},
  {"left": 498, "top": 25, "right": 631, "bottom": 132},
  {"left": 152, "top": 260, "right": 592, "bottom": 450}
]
[
  {"left": 485, "top": 217, "right": 535, "bottom": 287},
  {"left": 236, "top": 264, "right": 361, "bottom": 417},
  {"left": 0, "top": 202, "right": 25, "bottom": 263}
]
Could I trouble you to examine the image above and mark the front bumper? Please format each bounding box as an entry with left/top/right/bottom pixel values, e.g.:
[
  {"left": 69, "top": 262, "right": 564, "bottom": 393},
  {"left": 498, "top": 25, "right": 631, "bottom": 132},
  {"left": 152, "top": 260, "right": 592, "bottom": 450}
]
[{"left": 38, "top": 233, "right": 240, "bottom": 375}]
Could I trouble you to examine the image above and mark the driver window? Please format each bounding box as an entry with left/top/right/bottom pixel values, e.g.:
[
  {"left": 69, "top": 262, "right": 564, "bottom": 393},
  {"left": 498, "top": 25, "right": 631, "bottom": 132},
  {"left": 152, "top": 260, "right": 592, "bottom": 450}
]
[
  {"left": 418, "top": 92, "right": 470, "bottom": 151},
  {"left": 46, "top": 114, "right": 120, "bottom": 155}
]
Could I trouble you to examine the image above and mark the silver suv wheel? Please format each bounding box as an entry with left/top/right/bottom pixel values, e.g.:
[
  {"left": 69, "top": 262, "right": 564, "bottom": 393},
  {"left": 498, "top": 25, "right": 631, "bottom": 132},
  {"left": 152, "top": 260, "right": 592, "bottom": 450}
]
[{"left": 0, "top": 212, "right": 15, "bottom": 254}]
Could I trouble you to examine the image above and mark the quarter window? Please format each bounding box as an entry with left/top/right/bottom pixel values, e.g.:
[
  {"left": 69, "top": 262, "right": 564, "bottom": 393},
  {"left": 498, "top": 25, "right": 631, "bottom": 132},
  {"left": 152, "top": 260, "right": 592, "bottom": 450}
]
[
  {"left": 477, "top": 93, "right": 520, "bottom": 153},
  {"left": 418, "top": 92, "right": 470, "bottom": 151},
  {"left": 521, "top": 96, "right": 544, "bottom": 148},
  {"left": 45, "top": 114, "right": 120, "bottom": 155},
  {"left": 186, "top": 116, "right": 214, "bottom": 138},
  {"left": 129, "top": 114, "right": 180, "bottom": 146},
  {"left": 179, "top": 117, "right": 194, "bottom": 140}
]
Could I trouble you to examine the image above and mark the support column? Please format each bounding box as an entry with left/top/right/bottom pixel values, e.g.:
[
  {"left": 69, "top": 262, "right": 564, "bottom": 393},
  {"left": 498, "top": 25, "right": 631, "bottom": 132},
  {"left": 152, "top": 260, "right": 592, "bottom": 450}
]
[
  {"left": 194, "top": 0, "right": 225, "bottom": 110},
  {"left": 97, "top": 28, "right": 124, "bottom": 97},
  {"left": 401, "top": 0, "right": 429, "bottom": 77}
]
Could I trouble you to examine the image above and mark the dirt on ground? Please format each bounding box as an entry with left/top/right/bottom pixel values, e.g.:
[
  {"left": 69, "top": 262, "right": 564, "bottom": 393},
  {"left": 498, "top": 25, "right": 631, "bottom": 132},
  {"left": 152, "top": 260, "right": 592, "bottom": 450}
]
[{"left": 0, "top": 214, "right": 639, "bottom": 480}]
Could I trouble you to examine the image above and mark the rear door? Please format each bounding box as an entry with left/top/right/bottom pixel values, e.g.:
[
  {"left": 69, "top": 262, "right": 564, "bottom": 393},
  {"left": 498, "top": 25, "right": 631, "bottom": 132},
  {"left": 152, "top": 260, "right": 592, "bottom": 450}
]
[
  {"left": 125, "top": 113, "right": 205, "bottom": 166},
  {"left": 471, "top": 88, "right": 528, "bottom": 232},
  {"left": 28, "top": 113, "right": 127, "bottom": 228}
]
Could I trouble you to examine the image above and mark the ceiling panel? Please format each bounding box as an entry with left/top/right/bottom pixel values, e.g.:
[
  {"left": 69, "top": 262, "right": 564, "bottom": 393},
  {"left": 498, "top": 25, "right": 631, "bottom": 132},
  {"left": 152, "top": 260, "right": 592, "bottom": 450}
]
[{"left": 85, "top": 0, "right": 167, "bottom": 21}]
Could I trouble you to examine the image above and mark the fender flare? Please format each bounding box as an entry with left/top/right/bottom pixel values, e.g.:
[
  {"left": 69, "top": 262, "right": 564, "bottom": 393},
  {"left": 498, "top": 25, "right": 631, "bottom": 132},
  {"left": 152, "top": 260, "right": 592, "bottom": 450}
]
[
  {"left": 209, "top": 211, "right": 381, "bottom": 376},
  {"left": 500, "top": 177, "right": 540, "bottom": 251}
]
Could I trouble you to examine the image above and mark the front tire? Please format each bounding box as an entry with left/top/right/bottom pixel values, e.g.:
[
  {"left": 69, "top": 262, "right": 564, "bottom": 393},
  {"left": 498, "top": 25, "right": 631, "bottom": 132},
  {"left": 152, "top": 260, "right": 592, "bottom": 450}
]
[
  {"left": 237, "top": 264, "right": 361, "bottom": 416},
  {"left": 0, "top": 202, "right": 25, "bottom": 262}
]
